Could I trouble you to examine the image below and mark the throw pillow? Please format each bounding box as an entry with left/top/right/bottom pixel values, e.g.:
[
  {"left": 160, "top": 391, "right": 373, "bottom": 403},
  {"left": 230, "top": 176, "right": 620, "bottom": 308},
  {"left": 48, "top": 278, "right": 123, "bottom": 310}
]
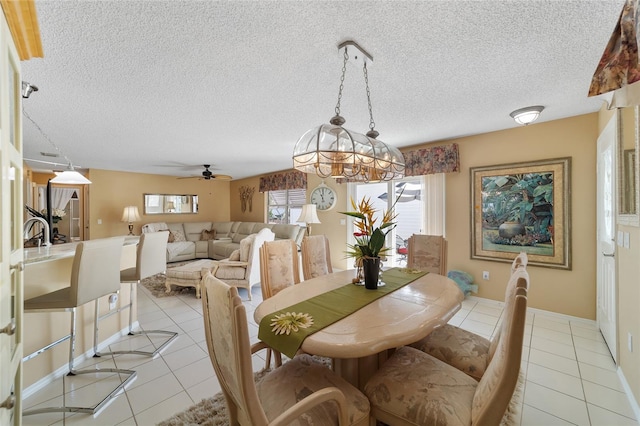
[
  {"left": 229, "top": 249, "right": 241, "bottom": 261},
  {"left": 200, "top": 229, "right": 216, "bottom": 241},
  {"left": 160, "top": 229, "right": 175, "bottom": 243},
  {"left": 172, "top": 229, "right": 186, "bottom": 242}
]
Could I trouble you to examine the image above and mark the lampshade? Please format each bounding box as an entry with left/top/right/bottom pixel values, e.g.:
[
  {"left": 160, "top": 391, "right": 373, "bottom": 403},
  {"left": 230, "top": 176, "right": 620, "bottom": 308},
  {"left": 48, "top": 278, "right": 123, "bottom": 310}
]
[
  {"left": 509, "top": 106, "right": 544, "bottom": 125},
  {"left": 167, "top": 201, "right": 176, "bottom": 210},
  {"left": 121, "top": 206, "right": 141, "bottom": 223},
  {"left": 297, "top": 204, "right": 321, "bottom": 224},
  {"left": 50, "top": 169, "right": 92, "bottom": 184}
]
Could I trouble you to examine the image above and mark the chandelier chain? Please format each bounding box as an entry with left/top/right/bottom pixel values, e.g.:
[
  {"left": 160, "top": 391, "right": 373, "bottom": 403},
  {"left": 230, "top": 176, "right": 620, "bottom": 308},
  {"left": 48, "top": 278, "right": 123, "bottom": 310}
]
[
  {"left": 334, "top": 46, "right": 349, "bottom": 117},
  {"left": 363, "top": 62, "right": 375, "bottom": 132},
  {"left": 23, "top": 107, "right": 73, "bottom": 167}
]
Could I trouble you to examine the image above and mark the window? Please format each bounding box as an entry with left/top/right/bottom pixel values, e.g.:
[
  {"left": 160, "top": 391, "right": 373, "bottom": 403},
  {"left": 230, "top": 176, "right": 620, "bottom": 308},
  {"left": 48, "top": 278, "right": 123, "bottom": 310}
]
[
  {"left": 347, "top": 174, "right": 445, "bottom": 267},
  {"left": 267, "top": 189, "right": 306, "bottom": 224}
]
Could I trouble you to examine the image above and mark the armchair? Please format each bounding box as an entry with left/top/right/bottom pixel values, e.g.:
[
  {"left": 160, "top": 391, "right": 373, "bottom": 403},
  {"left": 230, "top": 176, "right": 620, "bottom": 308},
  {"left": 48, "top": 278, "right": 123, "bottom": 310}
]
[{"left": 213, "top": 228, "right": 275, "bottom": 300}]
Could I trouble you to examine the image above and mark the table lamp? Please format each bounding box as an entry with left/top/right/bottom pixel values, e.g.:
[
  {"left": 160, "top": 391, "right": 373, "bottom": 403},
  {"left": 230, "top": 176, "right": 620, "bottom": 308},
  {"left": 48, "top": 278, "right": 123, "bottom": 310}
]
[
  {"left": 296, "top": 204, "right": 321, "bottom": 236},
  {"left": 121, "top": 206, "right": 141, "bottom": 236}
]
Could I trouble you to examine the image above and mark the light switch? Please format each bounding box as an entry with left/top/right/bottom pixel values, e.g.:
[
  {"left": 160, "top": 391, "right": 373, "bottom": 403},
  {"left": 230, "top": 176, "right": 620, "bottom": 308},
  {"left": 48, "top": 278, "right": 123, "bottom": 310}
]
[
  {"left": 97, "top": 219, "right": 102, "bottom": 225},
  {"left": 624, "top": 232, "right": 630, "bottom": 249},
  {"left": 340, "top": 219, "right": 346, "bottom": 225}
]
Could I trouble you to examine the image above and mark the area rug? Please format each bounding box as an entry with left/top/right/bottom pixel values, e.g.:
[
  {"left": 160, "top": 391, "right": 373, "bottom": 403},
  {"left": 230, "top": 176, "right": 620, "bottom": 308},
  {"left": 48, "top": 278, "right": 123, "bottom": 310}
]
[
  {"left": 159, "top": 369, "right": 524, "bottom": 426},
  {"left": 141, "top": 260, "right": 200, "bottom": 298}
]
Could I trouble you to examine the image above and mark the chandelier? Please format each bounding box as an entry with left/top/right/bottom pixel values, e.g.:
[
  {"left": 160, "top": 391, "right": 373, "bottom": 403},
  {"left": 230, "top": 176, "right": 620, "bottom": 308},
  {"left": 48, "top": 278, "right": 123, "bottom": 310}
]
[{"left": 292, "top": 41, "right": 405, "bottom": 182}]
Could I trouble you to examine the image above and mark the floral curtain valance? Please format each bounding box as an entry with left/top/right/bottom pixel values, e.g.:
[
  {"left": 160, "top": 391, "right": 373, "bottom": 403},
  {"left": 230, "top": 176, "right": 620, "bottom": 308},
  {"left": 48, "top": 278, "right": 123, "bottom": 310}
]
[
  {"left": 259, "top": 170, "right": 307, "bottom": 192},
  {"left": 589, "top": 0, "right": 640, "bottom": 99},
  {"left": 403, "top": 143, "right": 460, "bottom": 177}
]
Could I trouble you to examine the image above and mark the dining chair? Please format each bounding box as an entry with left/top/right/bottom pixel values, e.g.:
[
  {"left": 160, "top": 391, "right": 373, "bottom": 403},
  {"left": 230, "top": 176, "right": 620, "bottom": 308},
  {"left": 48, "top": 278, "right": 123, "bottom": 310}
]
[
  {"left": 301, "top": 234, "right": 333, "bottom": 280},
  {"left": 511, "top": 251, "right": 528, "bottom": 274},
  {"left": 364, "top": 287, "right": 528, "bottom": 425},
  {"left": 409, "top": 267, "right": 530, "bottom": 381},
  {"left": 23, "top": 237, "right": 137, "bottom": 415},
  {"left": 94, "top": 230, "right": 178, "bottom": 358},
  {"left": 259, "top": 239, "right": 300, "bottom": 299},
  {"left": 213, "top": 228, "right": 276, "bottom": 300},
  {"left": 259, "top": 238, "right": 301, "bottom": 367},
  {"left": 201, "top": 272, "right": 370, "bottom": 426},
  {"left": 407, "top": 234, "right": 448, "bottom": 275}
]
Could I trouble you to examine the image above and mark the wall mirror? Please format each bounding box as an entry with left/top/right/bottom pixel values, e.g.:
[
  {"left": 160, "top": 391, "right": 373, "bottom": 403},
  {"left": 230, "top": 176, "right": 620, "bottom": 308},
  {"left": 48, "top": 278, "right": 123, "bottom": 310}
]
[
  {"left": 618, "top": 106, "right": 640, "bottom": 226},
  {"left": 144, "top": 194, "right": 198, "bottom": 214}
]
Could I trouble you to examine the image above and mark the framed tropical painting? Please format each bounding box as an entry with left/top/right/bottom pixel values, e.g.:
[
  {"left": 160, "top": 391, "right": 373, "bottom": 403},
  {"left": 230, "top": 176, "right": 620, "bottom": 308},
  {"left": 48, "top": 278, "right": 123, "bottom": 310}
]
[{"left": 470, "top": 157, "right": 571, "bottom": 270}]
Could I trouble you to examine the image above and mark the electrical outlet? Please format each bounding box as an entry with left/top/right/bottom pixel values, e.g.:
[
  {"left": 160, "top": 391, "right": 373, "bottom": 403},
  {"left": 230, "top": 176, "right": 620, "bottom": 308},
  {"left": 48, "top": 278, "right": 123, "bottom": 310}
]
[
  {"left": 629, "top": 332, "right": 633, "bottom": 352},
  {"left": 482, "top": 271, "right": 490, "bottom": 280}
]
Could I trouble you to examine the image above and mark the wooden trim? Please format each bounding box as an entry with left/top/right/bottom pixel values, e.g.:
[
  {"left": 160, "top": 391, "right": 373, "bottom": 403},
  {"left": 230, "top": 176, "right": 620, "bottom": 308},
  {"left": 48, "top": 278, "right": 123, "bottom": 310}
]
[{"left": 1, "top": 0, "right": 43, "bottom": 60}]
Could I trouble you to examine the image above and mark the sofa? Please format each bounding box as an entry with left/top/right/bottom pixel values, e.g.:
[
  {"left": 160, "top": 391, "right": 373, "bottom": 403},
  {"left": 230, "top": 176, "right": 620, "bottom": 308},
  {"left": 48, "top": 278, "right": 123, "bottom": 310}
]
[{"left": 141, "top": 221, "right": 305, "bottom": 263}]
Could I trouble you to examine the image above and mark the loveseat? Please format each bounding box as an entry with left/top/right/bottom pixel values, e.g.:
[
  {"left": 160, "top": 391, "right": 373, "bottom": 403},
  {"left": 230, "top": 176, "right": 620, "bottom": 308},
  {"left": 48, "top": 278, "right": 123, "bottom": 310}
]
[{"left": 142, "top": 221, "right": 305, "bottom": 263}]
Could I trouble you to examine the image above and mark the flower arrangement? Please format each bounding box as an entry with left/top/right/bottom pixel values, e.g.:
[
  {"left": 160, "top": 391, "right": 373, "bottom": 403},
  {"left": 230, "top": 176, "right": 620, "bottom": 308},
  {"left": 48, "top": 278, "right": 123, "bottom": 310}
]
[
  {"left": 41, "top": 208, "right": 66, "bottom": 222},
  {"left": 340, "top": 192, "right": 401, "bottom": 260}
]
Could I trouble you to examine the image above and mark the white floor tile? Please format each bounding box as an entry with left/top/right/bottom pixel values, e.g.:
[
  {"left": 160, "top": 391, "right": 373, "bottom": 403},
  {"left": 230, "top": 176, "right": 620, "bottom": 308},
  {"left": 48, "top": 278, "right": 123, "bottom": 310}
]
[
  {"left": 526, "top": 363, "right": 584, "bottom": 400},
  {"left": 578, "top": 362, "right": 625, "bottom": 392},
  {"left": 528, "top": 348, "right": 580, "bottom": 377},
  {"left": 521, "top": 404, "right": 576, "bottom": 425},
  {"left": 587, "top": 403, "right": 639, "bottom": 425},
  {"left": 131, "top": 391, "right": 194, "bottom": 425},
  {"left": 575, "top": 347, "right": 616, "bottom": 371},
  {"left": 583, "top": 381, "right": 636, "bottom": 419},
  {"left": 530, "top": 335, "right": 577, "bottom": 360},
  {"left": 523, "top": 381, "right": 590, "bottom": 425}
]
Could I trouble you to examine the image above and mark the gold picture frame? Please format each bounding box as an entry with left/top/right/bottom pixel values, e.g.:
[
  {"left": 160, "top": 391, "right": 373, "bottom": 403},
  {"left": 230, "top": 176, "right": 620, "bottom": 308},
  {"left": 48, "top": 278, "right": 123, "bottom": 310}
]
[{"left": 470, "top": 157, "right": 571, "bottom": 270}]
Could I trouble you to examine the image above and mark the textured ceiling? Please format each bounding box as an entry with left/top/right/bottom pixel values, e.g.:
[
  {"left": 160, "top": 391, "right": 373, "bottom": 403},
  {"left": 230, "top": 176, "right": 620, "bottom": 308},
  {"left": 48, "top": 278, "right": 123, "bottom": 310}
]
[{"left": 21, "top": 0, "right": 624, "bottom": 180}]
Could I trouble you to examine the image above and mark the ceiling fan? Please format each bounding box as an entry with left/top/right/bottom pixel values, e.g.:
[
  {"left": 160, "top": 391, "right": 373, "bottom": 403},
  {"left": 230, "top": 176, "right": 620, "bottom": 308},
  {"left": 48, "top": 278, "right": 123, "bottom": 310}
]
[{"left": 178, "top": 164, "right": 232, "bottom": 181}]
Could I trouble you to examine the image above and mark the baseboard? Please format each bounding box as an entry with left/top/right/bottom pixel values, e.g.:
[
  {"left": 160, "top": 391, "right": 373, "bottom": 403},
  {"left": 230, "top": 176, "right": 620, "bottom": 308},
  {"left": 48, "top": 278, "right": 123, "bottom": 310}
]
[
  {"left": 617, "top": 366, "right": 640, "bottom": 422},
  {"left": 466, "top": 295, "right": 597, "bottom": 326},
  {"left": 22, "top": 322, "right": 140, "bottom": 399}
]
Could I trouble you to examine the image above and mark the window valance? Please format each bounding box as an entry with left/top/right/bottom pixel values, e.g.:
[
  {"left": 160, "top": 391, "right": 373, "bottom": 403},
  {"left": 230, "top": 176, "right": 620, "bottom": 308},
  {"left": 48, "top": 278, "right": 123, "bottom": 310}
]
[
  {"left": 259, "top": 170, "right": 307, "bottom": 192},
  {"left": 403, "top": 143, "right": 460, "bottom": 177}
]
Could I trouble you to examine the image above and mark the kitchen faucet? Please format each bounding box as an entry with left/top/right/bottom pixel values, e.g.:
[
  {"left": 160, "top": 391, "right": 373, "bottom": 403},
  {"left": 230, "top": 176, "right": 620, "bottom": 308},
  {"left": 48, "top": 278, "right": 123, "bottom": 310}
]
[{"left": 23, "top": 217, "right": 51, "bottom": 247}]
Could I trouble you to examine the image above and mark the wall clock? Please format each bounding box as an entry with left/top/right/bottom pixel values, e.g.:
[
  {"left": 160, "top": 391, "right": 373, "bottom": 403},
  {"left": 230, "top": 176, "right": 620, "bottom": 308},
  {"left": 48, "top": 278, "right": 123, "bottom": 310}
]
[{"left": 310, "top": 182, "right": 337, "bottom": 211}]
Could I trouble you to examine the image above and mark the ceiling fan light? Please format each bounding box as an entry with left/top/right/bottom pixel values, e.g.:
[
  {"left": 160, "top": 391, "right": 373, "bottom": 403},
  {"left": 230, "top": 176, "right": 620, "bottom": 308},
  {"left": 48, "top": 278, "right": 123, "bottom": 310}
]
[{"left": 510, "top": 105, "right": 544, "bottom": 125}]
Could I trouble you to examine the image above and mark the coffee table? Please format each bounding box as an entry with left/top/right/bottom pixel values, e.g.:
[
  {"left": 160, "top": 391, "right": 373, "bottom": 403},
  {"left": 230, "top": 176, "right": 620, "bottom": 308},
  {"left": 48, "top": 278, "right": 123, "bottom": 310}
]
[{"left": 165, "top": 259, "right": 219, "bottom": 298}]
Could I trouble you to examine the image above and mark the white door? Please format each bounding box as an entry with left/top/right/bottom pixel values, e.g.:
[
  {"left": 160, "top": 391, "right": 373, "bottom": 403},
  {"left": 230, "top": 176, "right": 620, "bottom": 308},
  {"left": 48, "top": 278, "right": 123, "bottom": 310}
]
[
  {"left": 0, "top": 15, "right": 24, "bottom": 424},
  {"left": 597, "top": 114, "right": 618, "bottom": 362}
]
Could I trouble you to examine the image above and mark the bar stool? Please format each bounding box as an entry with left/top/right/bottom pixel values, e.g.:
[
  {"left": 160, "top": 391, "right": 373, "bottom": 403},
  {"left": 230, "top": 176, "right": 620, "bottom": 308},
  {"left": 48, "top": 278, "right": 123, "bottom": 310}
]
[
  {"left": 94, "top": 230, "right": 177, "bottom": 357},
  {"left": 22, "top": 237, "right": 137, "bottom": 416}
]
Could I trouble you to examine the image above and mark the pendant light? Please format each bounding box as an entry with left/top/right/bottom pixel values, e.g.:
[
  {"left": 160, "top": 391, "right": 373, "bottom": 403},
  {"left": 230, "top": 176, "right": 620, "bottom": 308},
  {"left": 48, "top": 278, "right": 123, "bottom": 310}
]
[{"left": 293, "top": 41, "right": 404, "bottom": 182}]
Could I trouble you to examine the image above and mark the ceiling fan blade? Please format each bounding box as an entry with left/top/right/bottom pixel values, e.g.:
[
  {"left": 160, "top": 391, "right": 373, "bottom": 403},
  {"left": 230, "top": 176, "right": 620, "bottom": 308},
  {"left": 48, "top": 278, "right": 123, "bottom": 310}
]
[{"left": 211, "top": 174, "right": 232, "bottom": 180}]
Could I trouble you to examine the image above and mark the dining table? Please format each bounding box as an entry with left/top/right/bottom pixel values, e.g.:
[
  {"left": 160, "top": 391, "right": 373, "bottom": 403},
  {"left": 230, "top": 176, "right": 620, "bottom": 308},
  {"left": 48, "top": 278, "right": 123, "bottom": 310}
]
[{"left": 254, "top": 268, "right": 464, "bottom": 390}]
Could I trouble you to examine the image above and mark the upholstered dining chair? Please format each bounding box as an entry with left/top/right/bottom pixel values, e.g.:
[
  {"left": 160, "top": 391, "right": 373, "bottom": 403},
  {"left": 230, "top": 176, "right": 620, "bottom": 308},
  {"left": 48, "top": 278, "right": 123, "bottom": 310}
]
[
  {"left": 364, "top": 287, "right": 528, "bottom": 425},
  {"left": 95, "top": 230, "right": 178, "bottom": 358},
  {"left": 259, "top": 239, "right": 301, "bottom": 299},
  {"left": 201, "top": 272, "right": 370, "bottom": 426},
  {"left": 407, "top": 234, "right": 448, "bottom": 275},
  {"left": 301, "top": 234, "right": 333, "bottom": 280},
  {"left": 259, "top": 238, "right": 301, "bottom": 368},
  {"left": 23, "top": 237, "right": 137, "bottom": 415},
  {"left": 511, "top": 251, "right": 528, "bottom": 274},
  {"left": 214, "top": 228, "right": 275, "bottom": 300},
  {"left": 409, "top": 266, "right": 530, "bottom": 381}
]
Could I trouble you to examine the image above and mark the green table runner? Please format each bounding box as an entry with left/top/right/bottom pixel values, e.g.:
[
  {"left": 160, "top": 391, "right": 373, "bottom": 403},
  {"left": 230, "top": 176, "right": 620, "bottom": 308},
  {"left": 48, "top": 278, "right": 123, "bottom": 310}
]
[{"left": 258, "top": 267, "right": 427, "bottom": 358}]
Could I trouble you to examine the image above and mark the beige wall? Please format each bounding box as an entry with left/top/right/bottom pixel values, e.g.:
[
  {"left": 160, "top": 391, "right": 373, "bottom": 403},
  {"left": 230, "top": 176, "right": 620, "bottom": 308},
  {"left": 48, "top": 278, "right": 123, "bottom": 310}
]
[
  {"left": 87, "top": 169, "right": 231, "bottom": 238},
  {"left": 446, "top": 114, "right": 598, "bottom": 319}
]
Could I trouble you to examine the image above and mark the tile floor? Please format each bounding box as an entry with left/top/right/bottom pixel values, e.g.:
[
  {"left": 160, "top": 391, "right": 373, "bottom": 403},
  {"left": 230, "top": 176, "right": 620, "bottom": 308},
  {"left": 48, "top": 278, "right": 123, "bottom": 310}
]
[{"left": 22, "top": 283, "right": 640, "bottom": 426}]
